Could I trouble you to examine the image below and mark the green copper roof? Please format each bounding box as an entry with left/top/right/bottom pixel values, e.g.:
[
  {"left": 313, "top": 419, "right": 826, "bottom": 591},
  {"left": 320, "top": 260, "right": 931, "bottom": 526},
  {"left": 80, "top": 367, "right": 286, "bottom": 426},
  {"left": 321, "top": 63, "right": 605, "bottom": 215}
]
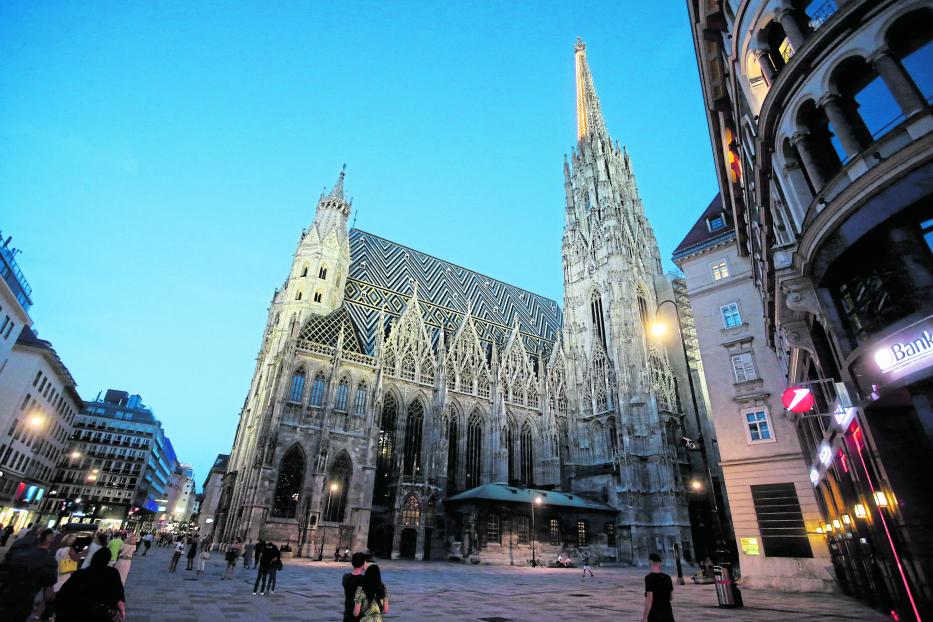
[{"left": 446, "top": 483, "right": 616, "bottom": 512}]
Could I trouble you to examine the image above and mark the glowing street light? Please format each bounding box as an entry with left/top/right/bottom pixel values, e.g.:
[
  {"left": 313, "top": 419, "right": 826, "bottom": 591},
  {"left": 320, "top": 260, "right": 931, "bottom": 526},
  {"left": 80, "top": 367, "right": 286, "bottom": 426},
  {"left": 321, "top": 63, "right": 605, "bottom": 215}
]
[
  {"left": 318, "top": 481, "right": 341, "bottom": 561},
  {"left": 690, "top": 479, "right": 704, "bottom": 492},
  {"left": 70, "top": 451, "right": 81, "bottom": 459},
  {"left": 28, "top": 413, "right": 45, "bottom": 428}
]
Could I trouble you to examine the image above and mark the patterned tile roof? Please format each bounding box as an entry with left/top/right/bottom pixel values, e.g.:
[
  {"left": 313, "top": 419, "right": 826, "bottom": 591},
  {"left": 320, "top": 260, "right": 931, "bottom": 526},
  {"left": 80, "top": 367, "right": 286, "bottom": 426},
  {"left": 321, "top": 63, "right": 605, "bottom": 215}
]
[{"left": 344, "top": 229, "right": 562, "bottom": 355}]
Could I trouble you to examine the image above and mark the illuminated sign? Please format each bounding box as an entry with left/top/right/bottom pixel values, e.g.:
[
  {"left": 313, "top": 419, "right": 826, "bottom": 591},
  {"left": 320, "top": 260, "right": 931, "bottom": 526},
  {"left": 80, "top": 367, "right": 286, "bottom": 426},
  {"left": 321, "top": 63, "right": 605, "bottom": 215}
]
[
  {"left": 809, "top": 468, "right": 820, "bottom": 486},
  {"left": 875, "top": 328, "right": 933, "bottom": 373},
  {"left": 740, "top": 537, "right": 760, "bottom": 556},
  {"left": 24, "top": 485, "right": 38, "bottom": 502},
  {"left": 818, "top": 442, "right": 833, "bottom": 467},
  {"left": 782, "top": 387, "right": 815, "bottom": 413}
]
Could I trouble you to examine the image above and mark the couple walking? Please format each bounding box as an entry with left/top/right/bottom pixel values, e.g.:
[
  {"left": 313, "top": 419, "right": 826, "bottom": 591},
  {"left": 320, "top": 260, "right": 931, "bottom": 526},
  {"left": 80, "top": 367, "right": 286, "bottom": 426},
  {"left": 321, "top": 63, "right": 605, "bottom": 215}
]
[{"left": 342, "top": 553, "right": 389, "bottom": 622}]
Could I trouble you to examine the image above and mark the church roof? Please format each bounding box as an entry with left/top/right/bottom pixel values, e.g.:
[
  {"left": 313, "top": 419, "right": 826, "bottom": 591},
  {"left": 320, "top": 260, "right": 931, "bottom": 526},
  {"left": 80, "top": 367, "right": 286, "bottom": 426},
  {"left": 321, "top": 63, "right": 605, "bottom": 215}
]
[
  {"left": 671, "top": 193, "right": 735, "bottom": 261},
  {"left": 297, "top": 306, "right": 363, "bottom": 353},
  {"left": 343, "top": 229, "right": 562, "bottom": 355},
  {"left": 446, "top": 483, "right": 616, "bottom": 512}
]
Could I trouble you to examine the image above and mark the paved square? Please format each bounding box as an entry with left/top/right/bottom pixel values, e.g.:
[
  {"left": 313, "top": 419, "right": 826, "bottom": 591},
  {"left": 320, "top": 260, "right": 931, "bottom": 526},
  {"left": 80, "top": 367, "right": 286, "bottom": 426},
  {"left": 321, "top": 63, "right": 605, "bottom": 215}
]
[{"left": 122, "top": 547, "right": 887, "bottom": 621}]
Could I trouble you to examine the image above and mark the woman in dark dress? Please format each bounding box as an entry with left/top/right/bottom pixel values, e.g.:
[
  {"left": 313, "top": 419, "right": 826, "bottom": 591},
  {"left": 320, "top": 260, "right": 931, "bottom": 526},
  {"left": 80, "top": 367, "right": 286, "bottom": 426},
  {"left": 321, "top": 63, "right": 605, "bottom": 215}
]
[{"left": 56, "top": 547, "right": 127, "bottom": 622}]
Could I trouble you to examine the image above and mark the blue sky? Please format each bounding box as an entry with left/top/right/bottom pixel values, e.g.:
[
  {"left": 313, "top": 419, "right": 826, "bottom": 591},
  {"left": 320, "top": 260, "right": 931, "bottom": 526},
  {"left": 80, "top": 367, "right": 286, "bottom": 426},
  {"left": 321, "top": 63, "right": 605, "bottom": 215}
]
[{"left": 0, "top": 1, "right": 718, "bottom": 482}]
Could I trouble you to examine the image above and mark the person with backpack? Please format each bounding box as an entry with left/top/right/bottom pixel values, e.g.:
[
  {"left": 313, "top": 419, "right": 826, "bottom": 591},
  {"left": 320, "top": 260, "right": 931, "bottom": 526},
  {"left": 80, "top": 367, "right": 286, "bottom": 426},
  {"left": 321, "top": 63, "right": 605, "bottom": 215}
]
[
  {"left": 353, "top": 564, "right": 389, "bottom": 621},
  {"left": 222, "top": 537, "right": 243, "bottom": 580}
]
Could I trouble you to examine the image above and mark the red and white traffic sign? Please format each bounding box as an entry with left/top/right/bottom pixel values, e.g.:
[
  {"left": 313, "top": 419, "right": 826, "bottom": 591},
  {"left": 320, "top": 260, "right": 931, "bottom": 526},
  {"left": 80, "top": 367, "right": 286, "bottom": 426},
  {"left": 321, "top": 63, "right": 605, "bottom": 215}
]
[{"left": 782, "top": 386, "right": 815, "bottom": 413}]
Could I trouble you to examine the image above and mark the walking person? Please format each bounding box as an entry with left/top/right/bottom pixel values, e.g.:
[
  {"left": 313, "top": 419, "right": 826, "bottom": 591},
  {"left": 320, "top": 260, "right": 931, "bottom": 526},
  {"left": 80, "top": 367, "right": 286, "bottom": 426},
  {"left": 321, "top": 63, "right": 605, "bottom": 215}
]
[
  {"left": 197, "top": 538, "right": 210, "bottom": 575},
  {"left": 56, "top": 547, "right": 127, "bottom": 622},
  {"left": 641, "top": 553, "right": 675, "bottom": 622},
  {"left": 186, "top": 537, "right": 197, "bottom": 571},
  {"left": 252, "top": 541, "right": 280, "bottom": 595},
  {"left": 0, "top": 523, "right": 14, "bottom": 546},
  {"left": 115, "top": 534, "right": 137, "bottom": 585},
  {"left": 581, "top": 551, "right": 594, "bottom": 577},
  {"left": 54, "top": 534, "right": 82, "bottom": 592},
  {"left": 353, "top": 564, "right": 389, "bottom": 622},
  {"left": 107, "top": 531, "right": 124, "bottom": 565},
  {"left": 342, "top": 552, "right": 367, "bottom": 622},
  {"left": 169, "top": 538, "right": 184, "bottom": 572},
  {"left": 222, "top": 537, "right": 243, "bottom": 580},
  {"left": 81, "top": 533, "right": 108, "bottom": 569},
  {"left": 141, "top": 532, "right": 153, "bottom": 556},
  {"left": 243, "top": 539, "right": 255, "bottom": 569},
  {"left": 253, "top": 538, "right": 264, "bottom": 569}
]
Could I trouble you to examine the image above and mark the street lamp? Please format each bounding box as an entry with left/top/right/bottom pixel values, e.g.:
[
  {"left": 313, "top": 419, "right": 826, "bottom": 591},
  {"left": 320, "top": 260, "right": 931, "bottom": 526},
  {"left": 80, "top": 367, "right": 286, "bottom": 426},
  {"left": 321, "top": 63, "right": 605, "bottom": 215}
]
[
  {"left": 70, "top": 451, "right": 81, "bottom": 460},
  {"left": 28, "top": 413, "right": 45, "bottom": 428},
  {"left": 318, "top": 482, "right": 339, "bottom": 561},
  {"left": 530, "top": 495, "right": 543, "bottom": 567},
  {"left": 651, "top": 299, "right": 729, "bottom": 562}
]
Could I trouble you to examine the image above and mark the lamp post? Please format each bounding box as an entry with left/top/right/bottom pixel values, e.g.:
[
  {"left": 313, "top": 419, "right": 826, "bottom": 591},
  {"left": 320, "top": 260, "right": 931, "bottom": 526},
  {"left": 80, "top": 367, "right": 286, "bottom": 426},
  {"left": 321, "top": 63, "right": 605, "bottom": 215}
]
[
  {"left": 530, "top": 495, "right": 543, "bottom": 567},
  {"left": 651, "top": 299, "right": 728, "bottom": 562},
  {"left": 318, "top": 482, "right": 339, "bottom": 561}
]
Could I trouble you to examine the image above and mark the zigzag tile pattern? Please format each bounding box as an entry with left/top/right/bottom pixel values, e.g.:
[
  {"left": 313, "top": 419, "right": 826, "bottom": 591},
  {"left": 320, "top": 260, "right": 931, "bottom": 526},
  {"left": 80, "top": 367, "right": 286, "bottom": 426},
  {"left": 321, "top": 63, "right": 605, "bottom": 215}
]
[{"left": 344, "top": 229, "right": 562, "bottom": 355}]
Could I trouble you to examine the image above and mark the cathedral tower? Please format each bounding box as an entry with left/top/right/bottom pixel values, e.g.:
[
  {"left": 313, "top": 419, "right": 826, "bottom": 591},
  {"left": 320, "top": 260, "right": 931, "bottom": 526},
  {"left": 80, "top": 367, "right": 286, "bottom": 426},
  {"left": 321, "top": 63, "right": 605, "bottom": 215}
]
[{"left": 561, "top": 38, "right": 693, "bottom": 561}]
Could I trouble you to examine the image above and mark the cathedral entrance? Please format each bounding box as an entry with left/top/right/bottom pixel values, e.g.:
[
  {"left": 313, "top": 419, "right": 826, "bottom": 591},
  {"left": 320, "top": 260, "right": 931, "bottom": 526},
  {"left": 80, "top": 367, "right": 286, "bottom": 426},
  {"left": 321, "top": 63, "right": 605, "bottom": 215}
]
[{"left": 399, "top": 528, "right": 417, "bottom": 559}]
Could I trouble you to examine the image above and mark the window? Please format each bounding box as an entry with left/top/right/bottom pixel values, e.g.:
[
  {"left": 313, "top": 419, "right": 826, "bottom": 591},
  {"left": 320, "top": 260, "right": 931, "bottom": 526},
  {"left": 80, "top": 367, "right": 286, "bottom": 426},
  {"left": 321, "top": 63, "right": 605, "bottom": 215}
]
[
  {"left": 313, "top": 292, "right": 322, "bottom": 303},
  {"left": 403, "top": 400, "right": 424, "bottom": 477},
  {"left": 486, "top": 514, "right": 500, "bottom": 544},
  {"left": 334, "top": 378, "right": 349, "bottom": 412},
  {"left": 520, "top": 422, "right": 534, "bottom": 486},
  {"left": 300, "top": 266, "right": 308, "bottom": 277},
  {"left": 710, "top": 259, "right": 729, "bottom": 281},
  {"left": 576, "top": 520, "right": 588, "bottom": 547},
  {"left": 295, "top": 291, "right": 303, "bottom": 301},
  {"left": 319, "top": 267, "right": 327, "bottom": 279},
  {"left": 731, "top": 353, "right": 758, "bottom": 383},
  {"left": 465, "top": 411, "right": 483, "bottom": 489},
  {"left": 605, "top": 522, "right": 617, "bottom": 547},
  {"left": 707, "top": 215, "right": 725, "bottom": 231},
  {"left": 720, "top": 302, "right": 742, "bottom": 328},
  {"left": 271, "top": 446, "right": 305, "bottom": 518},
  {"left": 745, "top": 409, "right": 773, "bottom": 442},
  {"left": 446, "top": 407, "right": 459, "bottom": 491},
  {"left": 374, "top": 394, "right": 398, "bottom": 504},
  {"left": 323, "top": 452, "right": 352, "bottom": 522},
  {"left": 288, "top": 368, "right": 306, "bottom": 403},
  {"left": 590, "top": 291, "right": 607, "bottom": 347},
  {"left": 309, "top": 373, "right": 326, "bottom": 406},
  {"left": 354, "top": 382, "right": 367, "bottom": 415},
  {"left": 517, "top": 516, "right": 530, "bottom": 544},
  {"left": 750, "top": 483, "right": 813, "bottom": 558},
  {"left": 401, "top": 494, "right": 420, "bottom": 525}
]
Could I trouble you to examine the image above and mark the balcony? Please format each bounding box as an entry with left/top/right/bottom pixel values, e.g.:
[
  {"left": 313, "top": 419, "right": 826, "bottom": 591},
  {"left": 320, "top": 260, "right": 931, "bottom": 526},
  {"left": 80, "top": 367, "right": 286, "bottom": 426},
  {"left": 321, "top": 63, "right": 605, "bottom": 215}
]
[{"left": 0, "top": 235, "right": 33, "bottom": 311}]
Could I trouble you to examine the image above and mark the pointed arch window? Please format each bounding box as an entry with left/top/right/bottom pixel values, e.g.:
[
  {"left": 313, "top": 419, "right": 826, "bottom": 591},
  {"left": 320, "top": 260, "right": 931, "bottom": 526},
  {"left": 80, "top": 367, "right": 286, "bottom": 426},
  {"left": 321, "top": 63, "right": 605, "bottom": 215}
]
[
  {"left": 288, "top": 368, "right": 306, "bottom": 403},
  {"left": 309, "top": 372, "right": 326, "bottom": 406},
  {"left": 296, "top": 290, "right": 303, "bottom": 301},
  {"left": 323, "top": 453, "right": 352, "bottom": 523},
  {"left": 373, "top": 394, "right": 398, "bottom": 504},
  {"left": 520, "top": 421, "right": 534, "bottom": 486},
  {"left": 300, "top": 265, "right": 309, "bottom": 277},
  {"left": 334, "top": 377, "right": 350, "bottom": 412},
  {"left": 465, "top": 411, "right": 484, "bottom": 489},
  {"left": 403, "top": 400, "right": 424, "bottom": 477},
  {"left": 590, "top": 291, "right": 607, "bottom": 347},
  {"left": 608, "top": 417, "right": 618, "bottom": 456},
  {"left": 446, "top": 406, "right": 459, "bottom": 491},
  {"left": 401, "top": 494, "right": 420, "bottom": 526},
  {"left": 271, "top": 446, "right": 305, "bottom": 518},
  {"left": 400, "top": 351, "right": 416, "bottom": 381},
  {"left": 505, "top": 420, "right": 516, "bottom": 483},
  {"left": 319, "top": 266, "right": 328, "bottom": 279},
  {"left": 354, "top": 382, "right": 367, "bottom": 415}
]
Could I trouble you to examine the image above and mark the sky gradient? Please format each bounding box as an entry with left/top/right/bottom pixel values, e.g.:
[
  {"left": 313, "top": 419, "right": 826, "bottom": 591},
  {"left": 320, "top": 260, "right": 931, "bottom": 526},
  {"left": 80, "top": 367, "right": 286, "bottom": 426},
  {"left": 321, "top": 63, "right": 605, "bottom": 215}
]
[{"left": 0, "top": 1, "right": 718, "bottom": 483}]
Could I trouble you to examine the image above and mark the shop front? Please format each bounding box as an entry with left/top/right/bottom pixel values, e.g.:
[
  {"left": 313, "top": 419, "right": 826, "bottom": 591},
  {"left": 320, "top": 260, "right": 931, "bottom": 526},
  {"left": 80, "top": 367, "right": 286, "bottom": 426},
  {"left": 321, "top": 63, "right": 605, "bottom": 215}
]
[{"left": 0, "top": 479, "right": 48, "bottom": 532}]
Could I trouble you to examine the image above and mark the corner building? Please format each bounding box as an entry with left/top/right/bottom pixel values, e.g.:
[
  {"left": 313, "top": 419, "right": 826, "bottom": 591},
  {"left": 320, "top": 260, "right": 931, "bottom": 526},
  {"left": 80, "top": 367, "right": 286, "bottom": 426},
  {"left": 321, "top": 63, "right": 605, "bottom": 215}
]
[{"left": 217, "top": 40, "right": 704, "bottom": 564}]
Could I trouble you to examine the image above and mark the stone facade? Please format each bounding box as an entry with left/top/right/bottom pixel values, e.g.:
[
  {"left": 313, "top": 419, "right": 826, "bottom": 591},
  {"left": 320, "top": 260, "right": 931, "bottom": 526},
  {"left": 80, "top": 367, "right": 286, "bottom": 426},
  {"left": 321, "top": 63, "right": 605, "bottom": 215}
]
[{"left": 215, "top": 40, "right": 701, "bottom": 565}]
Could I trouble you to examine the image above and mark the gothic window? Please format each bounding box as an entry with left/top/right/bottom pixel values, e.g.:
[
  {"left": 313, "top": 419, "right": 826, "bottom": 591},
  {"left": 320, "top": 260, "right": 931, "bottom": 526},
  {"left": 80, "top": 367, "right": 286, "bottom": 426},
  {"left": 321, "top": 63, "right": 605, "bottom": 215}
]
[
  {"left": 300, "top": 265, "right": 308, "bottom": 277},
  {"left": 373, "top": 393, "right": 398, "bottom": 504},
  {"left": 334, "top": 377, "right": 350, "bottom": 412},
  {"left": 319, "top": 266, "right": 328, "bottom": 279},
  {"left": 271, "top": 445, "right": 304, "bottom": 518},
  {"left": 401, "top": 494, "right": 420, "bottom": 525},
  {"left": 608, "top": 417, "right": 618, "bottom": 455},
  {"left": 419, "top": 353, "right": 435, "bottom": 384},
  {"left": 576, "top": 520, "right": 588, "bottom": 547},
  {"left": 517, "top": 516, "right": 530, "bottom": 544},
  {"left": 520, "top": 421, "right": 534, "bottom": 486},
  {"left": 505, "top": 420, "right": 516, "bottom": 482},
  {"left": 309, "top": 372, "right": 326, "bottom": 407},
  {"left": 590, "top": 291, "right": 607, "bottom": 347},
  {"left": 323, "top": 452, "right": 352, "bottom": 523},
  {"left": 400, "top": 351, "right": 416, "bottom": 381},
  {"left": 477, "top": 370, "right": 490, "bottom": 398},
  {"left": 296, "top": 290, "right": 303, "bottom": 301},
  {"left": 460, "top": 363, "right": 474, "bottom": 394},
  {"left": 486, "top": 514, "right": 501, "bottom": 544},
  {"left": 403, "top": 400, "right": 424, "bottom": 477},
  {"left": 288, "top": 368, "right": 306, "bottom": 403},
  {"left": 637, "top": 296, "right": 649, "bottom": 329},
  {"left": 465, "top": 411, "right": 483, "bottom": 490},
  {"left": 313, "top": 292, "right": 322, "bottom": 303},
  {"left": 593, "top": 421, "right": 605, "bottom": 460},
  {"left": 354, "top": 382, "right": 367, "bottom": 415},
  {"left": 446, "top": 406, "right": 459, "bottom": 491},
  {"left": 549, "top": 519, "right": 561, "bottom": 545}
]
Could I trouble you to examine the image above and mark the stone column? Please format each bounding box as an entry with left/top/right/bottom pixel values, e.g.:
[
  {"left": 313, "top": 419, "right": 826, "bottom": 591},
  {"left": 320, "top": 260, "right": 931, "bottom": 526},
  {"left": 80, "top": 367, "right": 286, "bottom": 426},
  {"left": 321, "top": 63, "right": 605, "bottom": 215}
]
[
  {"left": 754, "top": 49, "right": 777, "bottom": 86},
  {"left": 777, "top": 7, "right": 807, "bottom": 51},
  {"left": 791, "top": 132, "right": 827, "bottom": 191},
  {"left": 819, "top": 92, "right": 870, "bottom": 158},
  {"left": 869, "top": 47, "right": 927, "bottom": 117}
]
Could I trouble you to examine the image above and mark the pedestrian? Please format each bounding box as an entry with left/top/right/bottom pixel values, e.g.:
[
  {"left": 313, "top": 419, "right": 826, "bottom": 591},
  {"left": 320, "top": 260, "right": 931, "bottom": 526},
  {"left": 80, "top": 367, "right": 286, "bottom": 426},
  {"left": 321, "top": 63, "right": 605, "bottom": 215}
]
[
  {"left": 641, "top": 553, "right": 675, "bottom": 622},
  {"left": 222, "top": 537, "right": 243, "bottom": 580},
  {"left": 0, "top": 523, "right": 14, "bottom": 546},
  {"left": 107, "top": 531, "right": 124, "bottom": 565},
  {"left": 186, "top": 537, "right": 197, "bottom": 571},
  {"left": 243, "top": 539, "right": 255, "bottom": 569},
  {"left": 353, "top": 563, "right": 389, "bottom": 622},
  {"left": 115, "top": 534, "right": 137, "bottom": 585},
  {"left": 142, "top": 532, "right": 153, "bottom": 556},
  {"left": 581, "top": 551, "right": 594, "bottom": 577},
  {"left": 56, "top": 547, "right": 127, "bottom": 622},
  {"left": 170, "top": 539, "right": 184, "bottom": 572},
  {"left": 197, "top": 538, "right": 210, "bottom": 575},
  {"left": 14, "top": 522, "right": 35, "bottom": 541},
  {"left": 252, "top": 541, "right": 280, "bottom": 595},
  {"left": 54, "top": 534, "right": 82, "bottom": 592},
  {"left": 253, "top": 538, "right": 264, "bottom": 569},
  {"left": 0, "top": 527, "right": 57, "bottom": 622},
  {"left": 342, "top": 552, "right": 367, "bottom": 622},
  {"left": 81, "top": 533, "right": 108, "bottom": 569}
]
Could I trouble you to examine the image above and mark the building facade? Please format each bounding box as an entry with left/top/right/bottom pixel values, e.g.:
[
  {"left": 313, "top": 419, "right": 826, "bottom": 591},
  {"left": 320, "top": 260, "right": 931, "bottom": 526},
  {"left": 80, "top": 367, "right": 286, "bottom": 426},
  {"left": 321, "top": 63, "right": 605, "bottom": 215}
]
[
  {"left": 197, "top": 454, "right": 228, "bottom": 539},
  {"left": 674, "top": 195, "right": 833, "bottom": 591},
  {"left": 166, "top": 463, "right": 196, "bottom": 527},
  {"left": 215, "top": 40, "right": 716, "bottom": 566},
  {"left": 687, "top": 0, "right": 932, "bottom": 617},
  {"left": 45, "top": 390, "right": 178, "bottom": 532}
]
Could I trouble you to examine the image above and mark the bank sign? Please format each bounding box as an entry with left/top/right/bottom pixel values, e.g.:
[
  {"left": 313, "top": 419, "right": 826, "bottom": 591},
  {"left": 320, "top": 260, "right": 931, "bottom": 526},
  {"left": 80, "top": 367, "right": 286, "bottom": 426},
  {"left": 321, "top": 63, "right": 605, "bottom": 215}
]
[{"left": 874, "top": 328, "right": 933, "bottom": 373}]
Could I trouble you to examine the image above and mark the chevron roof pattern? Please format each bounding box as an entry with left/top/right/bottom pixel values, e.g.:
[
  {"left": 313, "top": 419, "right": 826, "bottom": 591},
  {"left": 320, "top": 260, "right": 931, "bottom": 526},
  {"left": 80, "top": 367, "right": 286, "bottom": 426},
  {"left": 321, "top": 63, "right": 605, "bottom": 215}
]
[{"left": 344, "top": 229, "right": 562, "bottom": 355}]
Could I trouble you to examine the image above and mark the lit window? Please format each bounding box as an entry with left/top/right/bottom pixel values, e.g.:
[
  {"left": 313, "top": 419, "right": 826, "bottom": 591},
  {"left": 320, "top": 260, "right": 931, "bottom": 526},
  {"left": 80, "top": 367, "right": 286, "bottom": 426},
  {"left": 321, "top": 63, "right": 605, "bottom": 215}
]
[
  {"left": 779, "top": 38, "right": 793, "bottom": 63},
  {"left": 711, "top": 259, "right": 730, "bottom": 281},
  {"left": 745, "top": 410, "right": 773, "bottom": 442},
  {"left": 731, "top": 352, "right": 757, "bottom": 383},
  {"left": 721, "top": 302, "right": 742, "bottom": 328},
  {"left": 576, "top": 520, "right": 588, "bottom": 547}
]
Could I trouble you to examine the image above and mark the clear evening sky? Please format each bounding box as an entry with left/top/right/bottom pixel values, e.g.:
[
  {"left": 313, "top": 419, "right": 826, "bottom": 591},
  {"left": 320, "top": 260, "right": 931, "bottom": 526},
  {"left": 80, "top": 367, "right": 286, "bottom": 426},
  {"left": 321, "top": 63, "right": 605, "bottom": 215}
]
[{"left": 0, "top": 1, "right": 718, "bottom": 483}]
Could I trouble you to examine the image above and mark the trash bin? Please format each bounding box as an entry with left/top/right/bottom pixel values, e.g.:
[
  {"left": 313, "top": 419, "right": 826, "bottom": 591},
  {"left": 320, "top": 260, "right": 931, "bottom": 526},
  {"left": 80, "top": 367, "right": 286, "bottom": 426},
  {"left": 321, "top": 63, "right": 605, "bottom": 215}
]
[{"left": 713, "top": 564, "right": 743, "bottom": 608}]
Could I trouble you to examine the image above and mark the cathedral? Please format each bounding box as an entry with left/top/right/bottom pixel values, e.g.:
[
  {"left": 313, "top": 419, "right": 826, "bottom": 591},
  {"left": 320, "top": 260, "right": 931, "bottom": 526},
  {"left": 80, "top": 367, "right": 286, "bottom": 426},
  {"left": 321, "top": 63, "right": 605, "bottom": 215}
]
[{"left": 214, "top": 39, "right": 706, "bottom": 565}]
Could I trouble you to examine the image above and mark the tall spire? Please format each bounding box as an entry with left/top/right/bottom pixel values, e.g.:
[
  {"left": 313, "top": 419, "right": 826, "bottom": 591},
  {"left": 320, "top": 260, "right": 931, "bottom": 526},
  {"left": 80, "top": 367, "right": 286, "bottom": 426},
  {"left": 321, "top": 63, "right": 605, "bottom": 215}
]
[
  {"left": 574, "top": 37, "right": 607, "bottom": 142},
  {"left": 328, "top": 163, "right": 347, "bottom": 200}
]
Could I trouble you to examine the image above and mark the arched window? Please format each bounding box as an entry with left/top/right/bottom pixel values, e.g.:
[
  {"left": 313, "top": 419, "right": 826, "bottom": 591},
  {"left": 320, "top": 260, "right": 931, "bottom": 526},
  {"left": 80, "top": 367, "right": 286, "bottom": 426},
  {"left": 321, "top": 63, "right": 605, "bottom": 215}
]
[
  {"left": 403, "top": 400, "right": 424, "bottom": 477},
  {"left": 590, "top": 291, "right": 607, "bottom": 347},
  {"left": 271, "top": 445, "right": 305, "bottom": 518},
  {"left": 309, "top": 372, "right": 326, "bottom": 406},
  {"left": 400, "top": 351, "right": 416, "bottom": 381},
  {"left": 354, "top": 382, "right": 367, "bottom": 415},
  {"left": 465, "top": 411, "right": 483, "bottom": 489},
  {"left": 608, "top": 417, "right": 618, "bottom": 456},
  {"left": 830, "top": 57, "right": 897, "bottom": 149},
  {"left": 401, "top": 494, "right": 420, "bottom": 525},
  {"left": 373, "top": 394, "right": 398, "bottom": 504},
  {"left": 288, "top": 368, "right": 306, "bottom": 403},
  {"left": 520, "top": 421, "right": 534, "bottom": 486},
  {"left": 323, "top": 452, "right": 352, "bottom": 523},
  {"left": 319, "top": 266, "right": 328, "bottom": 279},
  {"left": 446, "top": 407, "right": 459, "bottom": 491},
  {"left": 795, "top": 99, "right": 841, "bottom": 187},
  {"left": 887, "top": 9, "right": 933, "bottom": 103},
  {"left": 334, "top": 377, "right": 350, "bottom": 412},
  {"left": 505, "top": 420, "right": 516, "bottom": 483},
  {"left": 300, "top": 265, "right": 309, "bottom": 277},
  {"left": 296, "top": 290, "right": 303, "bottom": 301}
]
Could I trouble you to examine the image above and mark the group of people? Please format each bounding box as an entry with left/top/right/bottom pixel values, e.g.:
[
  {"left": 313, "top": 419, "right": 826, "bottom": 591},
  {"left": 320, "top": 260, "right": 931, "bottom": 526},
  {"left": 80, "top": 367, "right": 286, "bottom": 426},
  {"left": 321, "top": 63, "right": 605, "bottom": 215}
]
[{"left": 342, "top": 553, "right": 389, "bottom": 622}]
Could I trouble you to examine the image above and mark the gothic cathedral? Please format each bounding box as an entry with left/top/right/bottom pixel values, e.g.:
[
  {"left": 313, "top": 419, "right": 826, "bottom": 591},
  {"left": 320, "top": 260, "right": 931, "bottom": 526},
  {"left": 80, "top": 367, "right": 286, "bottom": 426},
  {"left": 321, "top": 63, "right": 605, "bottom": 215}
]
[{"left": 214, "top": 39, "right": 698, "bottom": 564}]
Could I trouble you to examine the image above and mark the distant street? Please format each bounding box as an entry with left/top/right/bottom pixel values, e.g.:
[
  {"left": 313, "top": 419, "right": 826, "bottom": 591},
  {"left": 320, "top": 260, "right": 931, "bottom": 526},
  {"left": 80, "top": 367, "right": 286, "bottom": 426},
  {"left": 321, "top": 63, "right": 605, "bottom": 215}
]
[{"left": 122, "top": 546, "right": 888, "bottom": 621}]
